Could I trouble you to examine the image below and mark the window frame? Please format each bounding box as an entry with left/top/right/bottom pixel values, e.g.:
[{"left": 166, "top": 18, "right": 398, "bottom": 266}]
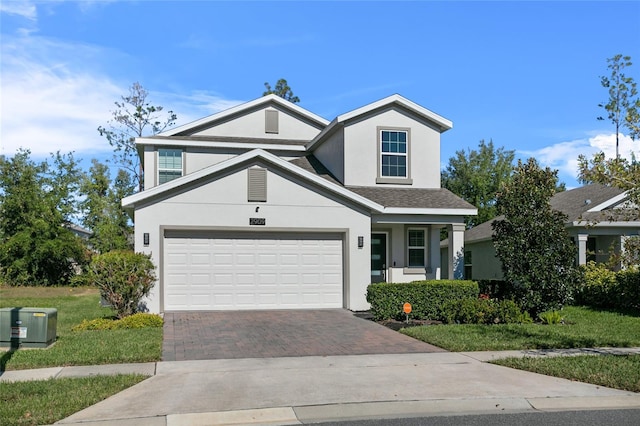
[
  {"left": 406, "top": 228, "right": 427, "bottom": 268},
  {"left": 376, "top": 127, "right": 412, "bottom": 184},
  {"left": 157, "top": 148, "right": 183, "bottom": 185}
]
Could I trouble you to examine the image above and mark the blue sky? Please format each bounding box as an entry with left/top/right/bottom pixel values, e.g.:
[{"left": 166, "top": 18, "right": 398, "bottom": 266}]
[{"left": 1, "top": 0, "right": 639, "bottom": 187}]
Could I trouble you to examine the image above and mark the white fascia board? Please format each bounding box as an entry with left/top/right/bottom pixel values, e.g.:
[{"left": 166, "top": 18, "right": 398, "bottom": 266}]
[
  {"left": 572, "top": 220, "right": 640, "bottom": 228},
  {"left": 336, "top": 94, "right": 453, "bottom": 131},
  {"left": 122, "top": 148, "right": 384, "bottom": 211},
  {"left": 382, "top": 207, "right": 478, "bottom": 216},
  {"left": 159, "top": 95, "right": 329, "bottom": 137},
  {"left": 587, "top": 192, "right": 629, "bottom": 212},
  {"left": 306, "top": 118, "right": 340, "bottom": 151},
  {"left": 136, "top": 137, "right": 306, "bottom": 152}
]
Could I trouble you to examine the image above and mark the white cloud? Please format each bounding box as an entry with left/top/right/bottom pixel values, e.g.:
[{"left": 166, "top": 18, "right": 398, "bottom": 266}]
[
  {"left": 0, "top": 34, "right": 242, "bottom": 161},
  {"left": 520, "top": 133, "right": 640, "bottom": 186},
  {"left": 0, "top": 35, "right": 124, "bottom": 158},
  {"left": 0, "top": 0, "right": 37, "bottom": 20},
  {"left": 155, "top": 90, "right": 244, "bottom": 128}
]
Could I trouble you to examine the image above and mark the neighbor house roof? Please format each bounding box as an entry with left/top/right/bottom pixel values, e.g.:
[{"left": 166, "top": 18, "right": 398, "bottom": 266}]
[{"left": 463, "top": 184, "right": 632, "bottom": 244}]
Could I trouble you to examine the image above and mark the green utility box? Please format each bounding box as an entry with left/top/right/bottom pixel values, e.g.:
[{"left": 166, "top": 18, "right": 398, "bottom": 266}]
[{"left": 0, "top": 307, "right": 58, "bottom": 348}]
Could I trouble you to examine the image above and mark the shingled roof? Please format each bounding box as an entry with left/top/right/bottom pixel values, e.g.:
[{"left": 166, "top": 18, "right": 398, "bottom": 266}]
[
  {"left": 464, "top": 184, "right": 629, "bottom": 243},
  {"left": 289, "top": 155, "right": 475, "bottom": 210}
]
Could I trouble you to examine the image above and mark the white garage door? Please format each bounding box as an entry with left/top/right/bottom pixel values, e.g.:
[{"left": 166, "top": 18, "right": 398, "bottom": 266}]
[{"left": 163, "top": 231, "right": 344, "bottom": 310}]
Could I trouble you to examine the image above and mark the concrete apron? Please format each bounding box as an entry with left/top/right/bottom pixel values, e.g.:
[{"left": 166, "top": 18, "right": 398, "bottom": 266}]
[{"left": 58, "top": 352, "right": 640, "bottom": 425}]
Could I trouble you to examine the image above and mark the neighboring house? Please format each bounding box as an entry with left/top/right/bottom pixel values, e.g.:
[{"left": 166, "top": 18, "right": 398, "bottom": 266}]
[
  {"left": 446, "top": 184, "right": 640, "bottom": 281},
  {"left": 122, "top": 94, "right": 476, "bottom": 313}
]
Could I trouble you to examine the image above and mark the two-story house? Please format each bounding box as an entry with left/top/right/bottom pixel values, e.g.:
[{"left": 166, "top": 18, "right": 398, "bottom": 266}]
[{"left": 122, "top": 94, "right": 476, "bottom": 313}]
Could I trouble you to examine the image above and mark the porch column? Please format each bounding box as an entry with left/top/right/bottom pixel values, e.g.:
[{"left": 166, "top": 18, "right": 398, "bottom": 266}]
[
  {"left": 429, "top": 225, "right": 442, "bottom": 279},
  {"left": 577, "top": 233, "right": 588, "bottom": 266},
  {"left": 448, "top": 223, "right": 465, "bottom": 279}
]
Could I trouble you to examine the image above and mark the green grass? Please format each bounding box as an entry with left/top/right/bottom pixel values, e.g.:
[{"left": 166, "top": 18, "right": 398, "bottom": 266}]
[
  {"left": 0, "top": 287, "right": 162, "bottom": 371},
  {"left": 492, "top": 355, "right": 640, "bottom": 393},
  {"left": 0, "top": 374, "right": 148, "bottom": 426},
  {"left": 400, "top": 306, "right": 640, "bottom": 352}
]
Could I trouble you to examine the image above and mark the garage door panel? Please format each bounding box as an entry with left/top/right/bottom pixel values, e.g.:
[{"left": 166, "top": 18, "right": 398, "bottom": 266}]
[{"left": 164, "top": 232, "right": 343, "bottom": 310}]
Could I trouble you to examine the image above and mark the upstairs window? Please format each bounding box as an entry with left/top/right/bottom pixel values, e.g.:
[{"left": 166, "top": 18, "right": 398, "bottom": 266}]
[
  {"left": 380, "top": 130, "right": 408, "bottom": 178},
  {"left": 407, "top": 229, "right": 426, "bottom": 267},
  {"left": 158, "top": 148, "right": 183, "bottom": 184}
]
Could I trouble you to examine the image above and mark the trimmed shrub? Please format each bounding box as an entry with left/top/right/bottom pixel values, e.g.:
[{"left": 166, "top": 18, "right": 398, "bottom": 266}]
[
  {"left": 73, "top": 313, "right": 163, "bottom": 331},
  {"left": 477, "top": 279, "right": 517, "bottom": 300},
  {"left": 615, "top": 269, "right": 640, "bottom": 311},
  {"left": 442, "top": 298, "right": 527, "bottom": 324},
  {"left": 366, "top": 280, "right": 478, "bottom": 321},
  {"left": 89, "top": 250, "right": 156, "bottom": 319},
  {"left": 575, "top": 262, "right": 617, "bottom": 308},
  {"left": 575, "top": 263, "right": 640, "bottom": 312}
]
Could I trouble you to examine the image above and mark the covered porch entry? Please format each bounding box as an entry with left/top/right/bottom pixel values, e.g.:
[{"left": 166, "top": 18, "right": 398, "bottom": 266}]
[{"left": 370, "top": 221, "right": 466, "bottom": 283}]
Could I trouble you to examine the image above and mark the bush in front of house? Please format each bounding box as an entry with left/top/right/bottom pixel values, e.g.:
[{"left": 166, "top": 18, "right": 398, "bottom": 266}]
[
  {"left": 442, "top": 298, "right": 530, "bottom": 325},
  {"left": 366, "top": 280, "right": 479, "bottom": 321},
  {"left": 477, "top": 279, "right": 517, "bottom": 300},
  {"left": 575, "top": 263, "right": 640, "bottom": 312},
  {"left": 89, "top": 250, "right": 156, "bottom": 319}
]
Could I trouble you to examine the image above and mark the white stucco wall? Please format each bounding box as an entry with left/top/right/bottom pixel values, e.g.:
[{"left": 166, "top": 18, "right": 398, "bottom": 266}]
[
  {"left": 134, "top": 163, "right": 372, "bottom": 313},
  {"left": 192, "top": 105, "right": 323, "bottom": 140},
  {"left": 313, "top": 128, "right": 345, "bottom": 184},
  {"left": 184, "top": 148, "right": 303, "bottom": 175},
  {"left": 342, "top": 108, "right": 442, "bottom": 188}
]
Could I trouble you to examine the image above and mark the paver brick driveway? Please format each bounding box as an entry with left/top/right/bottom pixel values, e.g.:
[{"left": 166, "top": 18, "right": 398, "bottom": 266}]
[{"left": 162, "top": 309, "right": 444, "bottom": 361}]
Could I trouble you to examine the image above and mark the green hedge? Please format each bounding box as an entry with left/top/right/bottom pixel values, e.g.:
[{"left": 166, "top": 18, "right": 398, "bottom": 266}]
[
  {"left": 366, "top": 280, "right": 479, "bottom": 321},
  {"left": 575, "top": 263, "right": 640, "bottom": 312}
]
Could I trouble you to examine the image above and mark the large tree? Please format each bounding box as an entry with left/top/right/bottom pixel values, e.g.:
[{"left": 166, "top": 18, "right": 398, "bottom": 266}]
[
  {"left": 98, "top": 82, "right": 177, "bottom": 192},
  {"left": 442, "top": 140, "right": 515, "bottom": 227},
  {"left": 0, "top": 150, "right": 87, "bottom": 286},
  {"left": 79, "top": 160, "right": 134, "bottom": 253},
  {"left": 579, "top": 54, "right": 640, "bottom": 217},
  {"left": 263, "top": 78, "right": 300, "bottom": 103},
  {"left": 492, "top": 158, "right": 578, "bottom": 317},
  {"left": 597, "top": 54, "right": 640, "bottom": 157}
]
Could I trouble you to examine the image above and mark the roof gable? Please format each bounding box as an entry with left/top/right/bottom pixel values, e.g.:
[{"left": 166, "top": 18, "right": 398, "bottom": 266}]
[
  {"left": 159, "top": 94, "right": 329, "bottom": 137},
  {"left": 307, "top": 94, "right": 452, "bottom": 151}
]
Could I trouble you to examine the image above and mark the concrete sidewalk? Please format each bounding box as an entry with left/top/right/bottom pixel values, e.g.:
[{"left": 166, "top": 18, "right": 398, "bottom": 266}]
[{"left": 2, "top": 348, "right": 639, "bottom": 425}]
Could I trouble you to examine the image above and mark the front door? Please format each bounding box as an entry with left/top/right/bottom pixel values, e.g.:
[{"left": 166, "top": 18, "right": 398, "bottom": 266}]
[{"left": 371, "top": 233, "right": 387, "bottom": 283}]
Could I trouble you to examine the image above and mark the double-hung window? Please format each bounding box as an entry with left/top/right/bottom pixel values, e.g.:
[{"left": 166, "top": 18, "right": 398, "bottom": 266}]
[
  {"left": 380, "top": 130, "right": 408, "bottom": 178},
  {"left": 407, "top": 229, "right": 426, "bottom": 268},
  {"left": 158, "top": 148, "right": 183, "bottom": 184}
]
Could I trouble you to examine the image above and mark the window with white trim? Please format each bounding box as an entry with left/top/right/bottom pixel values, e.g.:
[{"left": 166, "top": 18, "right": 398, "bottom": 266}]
[
  {"left": 380, "top": 130, "right": 408, "bottom": 178},
  {"left": 158, "top": 148, "right": 183, "bottom": 184},
  {"left": 407, "top": 229, "right": 426, "bottom": 267}
]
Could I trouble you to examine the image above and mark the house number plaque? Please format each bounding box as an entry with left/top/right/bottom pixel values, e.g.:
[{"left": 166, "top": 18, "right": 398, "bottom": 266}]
[{"left": 249, "top": 218, "right": 266, "bottom": 226}]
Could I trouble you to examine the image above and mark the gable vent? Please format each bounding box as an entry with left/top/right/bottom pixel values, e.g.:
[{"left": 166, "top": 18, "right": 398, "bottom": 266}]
[
  {"left": 265, "top": 109, "right": 279, "bottom": 134},
  {"left": 248, "top": 167, "right": 267, "bottom": 202}
]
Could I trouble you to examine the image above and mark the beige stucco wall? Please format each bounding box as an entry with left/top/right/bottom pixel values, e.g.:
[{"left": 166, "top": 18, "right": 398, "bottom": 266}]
[
  {"left": 192, "top": 105, "right": 323, "bottom": 140},
  {"left": 342, "top": 108, "right": 442, "bottom": 188},
  {"left": 134, "top": 163, "right": 372, "bottom": 313}
]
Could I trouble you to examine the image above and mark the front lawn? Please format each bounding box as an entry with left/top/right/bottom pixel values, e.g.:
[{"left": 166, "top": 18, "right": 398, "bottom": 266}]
[
  {"left": 493, "top": 354, "right": 640, "bottom": 393},
  {"left": 0, "top": 286, "right": 163, "bottom": 371},
  {"left": 0, "top": 374, "right": 147, "bottom": 426},
  {"left": 400, "top": 306, "right": 640, "bottom": 352}
]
